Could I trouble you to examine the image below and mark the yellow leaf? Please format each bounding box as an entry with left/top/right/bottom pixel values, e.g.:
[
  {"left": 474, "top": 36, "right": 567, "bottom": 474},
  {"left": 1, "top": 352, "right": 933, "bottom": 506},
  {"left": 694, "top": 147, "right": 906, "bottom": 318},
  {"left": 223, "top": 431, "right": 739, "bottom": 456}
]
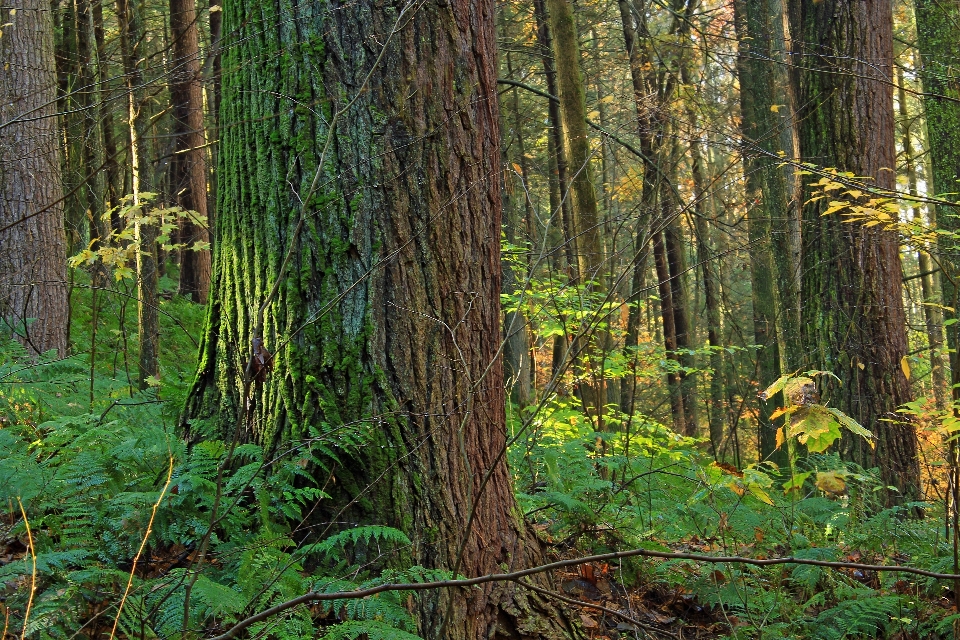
[
  {"left": 815, "top": 471, "right": 846, "bottom": 494},
  {"left": 770, "top": 104, "right": 783, "bottom": 113},
  {"left": 775, "top": 427, "right": 785, "bottom": 450},
  {"left": 511, "top": 162, "right": 522, "bottom": 174},
  {"left": 901, "top": 355, "right": 911, "bottom": 380},
  {"left": 857, "top": 361, "right": 865, "bottom": 370},
  {"left": 749, "top": 485, "right": 774, "bottom": 505}
]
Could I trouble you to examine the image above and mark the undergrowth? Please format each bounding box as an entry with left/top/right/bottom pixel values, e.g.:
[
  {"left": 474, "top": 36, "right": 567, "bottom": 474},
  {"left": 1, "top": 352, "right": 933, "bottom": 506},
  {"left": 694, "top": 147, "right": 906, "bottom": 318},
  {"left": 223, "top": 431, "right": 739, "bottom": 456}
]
[{"left": 1, "top": 275, "right": 957, "bottom": 638}]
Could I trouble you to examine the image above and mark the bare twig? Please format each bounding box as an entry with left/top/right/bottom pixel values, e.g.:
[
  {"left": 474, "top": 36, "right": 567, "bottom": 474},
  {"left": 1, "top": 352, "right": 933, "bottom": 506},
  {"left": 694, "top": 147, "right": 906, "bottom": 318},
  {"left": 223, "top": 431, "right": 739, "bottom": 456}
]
[
  {"left": 15, "top": 499, "right": 36, "bottom": 640},
  {"left": 109, "top": 456, "right": 174, "bottom": 640}
]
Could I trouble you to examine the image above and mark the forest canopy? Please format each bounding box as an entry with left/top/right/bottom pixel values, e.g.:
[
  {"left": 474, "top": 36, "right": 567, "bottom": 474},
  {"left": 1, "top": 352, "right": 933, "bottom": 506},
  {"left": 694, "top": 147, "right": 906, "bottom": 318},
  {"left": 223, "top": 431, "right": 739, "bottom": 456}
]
[{"left": 1, "top": 0, "right": 960, "bottom": 638}]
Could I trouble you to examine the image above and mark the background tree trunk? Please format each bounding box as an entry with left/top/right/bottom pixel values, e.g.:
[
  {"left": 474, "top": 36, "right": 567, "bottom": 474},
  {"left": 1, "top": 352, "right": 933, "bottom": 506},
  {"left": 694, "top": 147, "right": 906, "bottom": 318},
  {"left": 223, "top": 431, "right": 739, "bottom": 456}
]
[
  {"left": 734, "top": 0, "right": 789, "bottom": 467},
  {"left": 183, "top": 0, "right": 579, "bottom": 637},
  {"left": 117, "top": 0, "right": 159, "bottom": 387},
  {"left": 170, "top": 0, "right": 211, "bottom": 303},
  {"left": 0, "top": 0, "right": 68, "bottom": 357}
]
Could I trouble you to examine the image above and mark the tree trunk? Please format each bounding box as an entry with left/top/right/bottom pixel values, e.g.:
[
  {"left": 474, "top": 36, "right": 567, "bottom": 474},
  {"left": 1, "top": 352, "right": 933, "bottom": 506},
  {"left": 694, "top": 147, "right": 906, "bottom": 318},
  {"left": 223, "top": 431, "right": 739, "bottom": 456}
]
[
  {"left": 533, "top": 0, "right": 578, "bottom": 383},
  {"left": 0, "top": 0, "right": 68, "bottom": 357},
  {"left": 55, "top": 0, "right": 86, "bottom": 255},
  {"left": 545, "top": 0, "right": 609, "bottom": 425},
  {"left": 170, "top": 0, "right": 211, "bottom": 303},
  {"left": 789, "top": 0, "right": 919, "bottom": 503},
  {"left": 117, "top": 0, "right": 159, "bottom": 387},
  {"left": 182, "top": 0, "right": 579, "bottom": 637},
  {"left": 896, "top": 66, "right": 946, "bottom": 409},
  {"left": 93, "top": 0, "right": 122, "bottom": 216},
  {"left": 502, "top": 50, "right": 533, "bottom": 408},
  {"left": 734, "top": 0, "right": 789, "bottom": 467},
  {"left": 616, "top": 0, "right": 672, "bottom": 422},
  {"left": 683, "top": 74, "right": 725, "bottom": 456},
  {"left": 915, "top": 0, "right": 960, "bottom": 400}
]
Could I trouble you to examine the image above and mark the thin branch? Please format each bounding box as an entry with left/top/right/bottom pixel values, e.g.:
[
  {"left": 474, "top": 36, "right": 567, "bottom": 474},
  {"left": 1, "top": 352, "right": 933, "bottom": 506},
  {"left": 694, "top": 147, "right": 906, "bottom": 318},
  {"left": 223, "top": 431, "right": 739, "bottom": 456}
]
[{"left": 209, "top": 546, "right": 960, "bottom": 640}]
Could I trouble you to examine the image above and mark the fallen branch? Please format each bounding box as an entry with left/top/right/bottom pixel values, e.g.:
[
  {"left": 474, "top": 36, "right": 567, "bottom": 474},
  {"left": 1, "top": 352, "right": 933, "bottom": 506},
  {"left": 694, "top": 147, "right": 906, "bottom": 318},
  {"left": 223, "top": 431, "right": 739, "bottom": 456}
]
[{"left": 209, "top": 546, "right": 960, "bottom": 640}]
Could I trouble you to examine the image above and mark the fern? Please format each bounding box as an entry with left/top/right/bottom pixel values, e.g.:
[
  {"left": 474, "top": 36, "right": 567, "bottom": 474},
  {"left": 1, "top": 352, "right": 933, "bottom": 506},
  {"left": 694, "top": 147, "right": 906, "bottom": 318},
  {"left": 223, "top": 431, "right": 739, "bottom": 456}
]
[
  {"left": 320, "top": 620, "right": 423, "bottom": 640},
  {"left": 812, "top": 595, "right": 906, "bottom": 639},
  {"left": 303, "top": 525, "right": 412, "bottom": 560}
]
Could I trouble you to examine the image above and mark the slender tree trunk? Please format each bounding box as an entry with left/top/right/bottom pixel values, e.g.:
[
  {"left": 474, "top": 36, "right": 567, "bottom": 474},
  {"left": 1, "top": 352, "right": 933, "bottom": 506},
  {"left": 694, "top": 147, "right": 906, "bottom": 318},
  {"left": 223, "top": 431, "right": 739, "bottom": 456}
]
[
  {"left": 789, "top": 0, "right": 919, "bottom": 503},
  {"left": 545, "top": 0, "right": 609, "bottom": 425},
  {"left": 80, "top": 0, "right": 109, "bottom": 251},
  {"left": 533, "top": 0, "right": 577, "bottom": 381},
  {"left": 683, "top": 75, "right": 725, "bottom": 455},
  {"left": 661, "top": 171, "right": 697, "bottom": 436},
  {"left": 170, "top": 0, "right": 211, "bottom": 303},
  {"left": 616, "top": 0, "right": 670, "bottom": 420},
  {"left": 0, "top": 0, "right": 68, "bottom": 357},
  {"left": 915, "top": 0, "right": 960, "bottom": 401},
  {"left": 734, "top": 0, "right": 788, "bottom": 467},
  {"left": 93, "top": 0, "right": 121, "bottom": 215},
  {"left": 56, "top": 0, "right": 87, "bottom": 255},
  {"left": 501, "top": 48, "right": 533, "bottom": 408},
  {"left": 117, "top": 0, "right": 159, "bottom": 387},
  {"left": 897, "top": 66, "right": 946, "bottom": 409},
  {"left": 182, "top": 0, "right": 579, "bottom": 637}
]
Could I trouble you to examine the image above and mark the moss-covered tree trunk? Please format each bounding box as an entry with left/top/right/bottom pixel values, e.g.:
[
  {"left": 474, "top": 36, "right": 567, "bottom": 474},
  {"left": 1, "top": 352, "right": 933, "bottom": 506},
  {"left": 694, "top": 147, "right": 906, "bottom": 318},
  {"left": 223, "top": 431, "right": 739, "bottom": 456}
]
[
  {"left": 0, "top": 0, "right": 67, "bottom": 357},
  {"left": 184, "top": 0, "right": 578, "bottom": 637},
  {"left": 789, "top": 0, "right": 919, "bottom": 503}
]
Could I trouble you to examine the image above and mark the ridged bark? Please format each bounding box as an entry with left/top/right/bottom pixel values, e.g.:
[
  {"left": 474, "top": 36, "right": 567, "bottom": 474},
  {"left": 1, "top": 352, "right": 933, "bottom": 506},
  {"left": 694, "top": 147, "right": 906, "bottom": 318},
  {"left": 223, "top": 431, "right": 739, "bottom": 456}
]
[
  {"left": 0, "top": 0, "right": 68, "bottom": 357},
  {"left": 789, "top": 0, "right": 919, "bottom": 502},
  {"left": 183, "top": 0, "right": 579, "bottom": 637}
]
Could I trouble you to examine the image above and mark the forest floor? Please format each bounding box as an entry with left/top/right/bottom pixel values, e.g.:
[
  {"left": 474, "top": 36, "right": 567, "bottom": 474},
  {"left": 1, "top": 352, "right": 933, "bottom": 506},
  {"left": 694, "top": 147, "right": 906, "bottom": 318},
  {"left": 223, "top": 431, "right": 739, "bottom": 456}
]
[{"left": 556, "top": 562, "right": 727, "bottom": 639}]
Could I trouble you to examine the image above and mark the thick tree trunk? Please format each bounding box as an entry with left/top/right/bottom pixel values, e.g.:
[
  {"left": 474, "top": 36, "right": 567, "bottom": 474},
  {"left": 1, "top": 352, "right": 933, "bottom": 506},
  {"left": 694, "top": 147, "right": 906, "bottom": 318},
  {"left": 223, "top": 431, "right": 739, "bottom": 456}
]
[
  {"left": 0, "top": 0, "right": 68, "bottom": 357},
  {"left": 183, "top": 0, "right": 578, "bottom": 637},
  {"left": 789, "top": 0, "right": 919, "bottom": 503},
  {"left": 170, "top": 0, "right": 211, "bottom": 303}
]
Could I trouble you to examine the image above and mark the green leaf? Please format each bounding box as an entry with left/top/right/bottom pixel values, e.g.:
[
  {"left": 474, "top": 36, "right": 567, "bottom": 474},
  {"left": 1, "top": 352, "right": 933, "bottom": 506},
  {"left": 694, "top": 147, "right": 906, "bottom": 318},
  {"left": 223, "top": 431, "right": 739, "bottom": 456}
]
[
  {"left": 825, "top": 407, "right": 874, "bottom": 443},
  {"left": 783, "top": 471, "right": 812, "bottom": 494}
]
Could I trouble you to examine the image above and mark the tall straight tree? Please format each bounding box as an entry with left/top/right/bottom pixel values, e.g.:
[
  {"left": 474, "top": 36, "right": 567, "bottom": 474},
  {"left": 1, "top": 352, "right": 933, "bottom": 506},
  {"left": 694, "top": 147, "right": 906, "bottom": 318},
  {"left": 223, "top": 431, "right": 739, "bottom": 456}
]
[
  {"left": 170, "top": 0, "right": 211, "bottom": 303},
  {"left": 182, "top": 0, "right": 576, "bottom": 637},
  {"left": 117, "top": 0, "right": 159, "bottom": 386},
  {"left": 915, "top": 0, "right": 960, "bottom": 393},
  {"left": 0, "top": 0, "right": 68, "bottom": 357},
  {"left": 545, "top": 0, "right": 610, "bottom": 425},
  {"left": 789, "top": 0, "right": 920, "bottom": 501},
  {"left": 733, "top": 0, "right": 792, "bottom": 467}
]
